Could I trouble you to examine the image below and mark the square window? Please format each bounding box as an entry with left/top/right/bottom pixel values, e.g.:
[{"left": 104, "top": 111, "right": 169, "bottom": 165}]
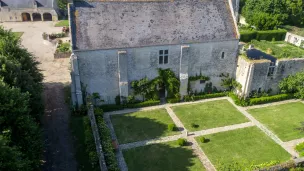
[
  {"left": 159, "top": 50, "right": 163, "bottom": 55},
  {"left": 200, "top": 80, "right": 206, "bottom": 84},
  {"left": 164, "top": 55, "right": 168, "bottom": 64},
  {"left": 159, "top": 56, "right": 163, "bottom": 64},
  {"left": 164, "top": 50, "right": 168, "bottom": 55}
]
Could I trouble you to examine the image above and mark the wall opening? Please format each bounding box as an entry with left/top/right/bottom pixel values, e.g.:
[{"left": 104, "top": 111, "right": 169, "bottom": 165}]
[
  {"left": 43, "top": 13, "right": 52, "bottom": 21},
  {"left": 32, "top": 13, "right": 42, "bottom": 21},
  {"left": 22, "top": 13, "right": 31, "bottom": 21}
]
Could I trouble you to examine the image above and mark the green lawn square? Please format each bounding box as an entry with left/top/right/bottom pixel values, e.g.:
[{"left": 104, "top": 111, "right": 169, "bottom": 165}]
[
  {"left": 111, "top": 109, "right": 179, "bottom": 144},
  {"left": 195, "top": 127, "right": 290, "bottom": 169},
  {"left": 171, "top": 100, "right": 249, "bottom": 131},
  {"left": 248, "top": 102, "right": 304, "bottom": 141},
  {"left": 123, "top": 140, "right": 205, "bottom": 171}
]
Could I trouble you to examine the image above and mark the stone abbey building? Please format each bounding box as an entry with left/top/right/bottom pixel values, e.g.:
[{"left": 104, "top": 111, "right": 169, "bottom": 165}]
[
  {"left": 69, "top": 0, "right": 304, "bottom": 106},
  {"left": 0, "top": 0, "right": 58, "bottom": 22}
]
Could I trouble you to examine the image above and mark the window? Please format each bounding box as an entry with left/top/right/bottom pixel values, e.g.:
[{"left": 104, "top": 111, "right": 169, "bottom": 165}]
[
  {"left": 267, "top": 62, "right": 275, "bottom": 76},
  {"left": 200, "top": 80, "right": 206, "bottom": 84},
  {"left": 221, "top": 52, "right": 225, "bottom": 59},
  {"left": 159, "top": 50, "right": 168, "bottom": 64}
]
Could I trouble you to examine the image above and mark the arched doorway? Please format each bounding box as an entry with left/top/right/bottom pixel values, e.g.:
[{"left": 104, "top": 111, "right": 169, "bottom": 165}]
[
  {"left": 21, "top": 13, "right": 31, "bottom": 21},
  {"left": 43, "top": 13, "right": 52, "bottom": 21},
  {"left": 32, "top": 13, "right": 42, "bottom": 21}
]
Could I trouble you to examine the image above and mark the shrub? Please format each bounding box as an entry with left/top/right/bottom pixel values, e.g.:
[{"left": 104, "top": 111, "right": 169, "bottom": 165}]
[
  {"left": 167, "top": 124, "right": 176, "bottom": 131},
  {"left": 100, "top": 104, "right": 124, "bottom": 112},
  {"left": 249, "top": 94, "right": 294, "bottom": 106},
  {"left": 191, "top": 123, "right": 199, "bottom": 128},
  {"left": 184, "top": 92, "right": 227, "bottom": 102},
  {"left": 95, "top": 110, "right": 119, "bottom": 171},
  {"left": 167, "top": 98, "right": 180, "bottom": 103},
  {"left": 240, "top": 30, "right": 257, "bottom": 42},
  {"left": 57, "top": 42, "right": 70, "bottom": 52},
  {"left": 83, "top": 117, "right": 99, "bottom": 170},
  {"left": 295, "top": 142, "right": 304, "bottom": 157},
  {"left": 177, "top": 138, "right": 187, "bottom": 146},
  {"left": 228, "top": 92, "right": 250, "bottom": 106},
  {"left": 199, "top": 137, "right": 207, "bottom": 143},
  {"left": 125, "top": 100, "right": 160, "bottom": 108},
  {"left": 240, "top": 29, "right": 287, "bottom": 42}
]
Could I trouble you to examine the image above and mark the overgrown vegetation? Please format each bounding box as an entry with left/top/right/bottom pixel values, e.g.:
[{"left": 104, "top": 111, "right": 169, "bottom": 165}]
[
  {"left": 95, "top": 109, "right": 119, "bottom": 171},
  {"left": 295, "top": 142, "right": 304, "bottom": 157},
  {"left": 0, "top": 27, "right": 43, "bottom": 170},
  {"left": 242, "top": 0, "right": 304, "bottom": 30},
  {"left": 56, "top": 42, "right": 71, "bottom": 53},
  {"left": 280, "top": 71, "right": 304, "bottom": 99}
]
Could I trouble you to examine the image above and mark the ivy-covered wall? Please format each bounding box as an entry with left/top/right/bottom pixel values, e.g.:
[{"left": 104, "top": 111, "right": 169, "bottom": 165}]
[{"left": 74, "top": 39, "right": 239, "bottom": 104}]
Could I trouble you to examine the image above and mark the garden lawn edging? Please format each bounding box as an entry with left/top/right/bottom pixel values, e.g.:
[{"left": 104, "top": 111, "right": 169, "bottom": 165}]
[
  {"left": 100, "top": 100, "right": 160, "bottom": 112},
  {"left": 249, "top": 94, "right": 294, "bottom": 106}
]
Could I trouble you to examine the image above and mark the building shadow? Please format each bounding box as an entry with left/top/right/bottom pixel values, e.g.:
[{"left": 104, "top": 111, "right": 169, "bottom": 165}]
[{"left": 123, "top": 142, "right": 201, "bottom": 171}]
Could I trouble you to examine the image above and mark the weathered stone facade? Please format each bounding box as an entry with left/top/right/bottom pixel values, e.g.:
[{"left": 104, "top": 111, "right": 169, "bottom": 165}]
[
  {"left": 0, "top": 0, "right": 58, "bottom": 22},
  {"left": 285, "top": 32, "right": 304, "bottom": 48}
]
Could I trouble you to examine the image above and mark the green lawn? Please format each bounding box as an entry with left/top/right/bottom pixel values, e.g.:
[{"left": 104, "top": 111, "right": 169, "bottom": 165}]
[
  {"left": 55, "top": 20, "right": 69, "bottom": 27},
  {"left": 171, "top": 100, "right": 249, "bottom": 131},
  {"left": 123, "top": 140, "right": 205, "bottom": 171},
  {"left": 70, "top": 116, "right": 99, "bottom": 171},
  {"left": 13, "top": 32, "right": 23, "bottom": 39},
  {"left": 196, "top": 127, "right": 290, "bottom": 169},
  {"left": 248, "top": 102, "right": 304, "bottom": 142},
  {"left": 111, "top": 109, "right": 179, "bottom": 144}
]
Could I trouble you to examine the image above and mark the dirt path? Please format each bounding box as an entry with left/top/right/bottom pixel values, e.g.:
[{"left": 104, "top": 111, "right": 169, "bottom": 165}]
[
  {"left": 0, "top": 22, "right": 77, "bottom": 171},
  {"left": 42, "top": 83, "right": 77, "bottom": 171}
]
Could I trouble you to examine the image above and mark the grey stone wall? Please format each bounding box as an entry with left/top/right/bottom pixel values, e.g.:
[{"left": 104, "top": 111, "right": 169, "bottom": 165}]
[
  {"left": 236, "top": 57, "right": 304, "bottom": 97},
  {"left": 0, "top": 7, "right": 58, "bottom": 22},
  {"left": 285, "top": 32, "right": 304, "bottom": 48},
  {"left": 74, "top": 40, "right": 239, "bottom": 104}
]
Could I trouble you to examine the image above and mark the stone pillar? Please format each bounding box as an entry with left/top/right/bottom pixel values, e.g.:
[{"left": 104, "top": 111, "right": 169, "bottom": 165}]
[
  {"left": 30, "top": 13, "right": 33, "bottom": 21},
  {"left": 71, "top": 53, "right": 83, "bottom": 107},
  {"left": 179, "top": 45, "right": 190, "bottom": 98},
  {"left": 118, "top": 51, "right": 129, "bottom": 103}
]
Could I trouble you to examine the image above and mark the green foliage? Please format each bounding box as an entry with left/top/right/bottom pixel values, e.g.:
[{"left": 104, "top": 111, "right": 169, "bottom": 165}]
[
  {"left": 56, "top": 42, "right": 70, "bottom": 53},
  {"left": 199, "top": 137, "right": 207, "bottom": 143},
  {"left": 100, "top": 100, "right": 160, "bottom": 112},
  {"left": 131, "top": 77, "right": 152, "bottom": 101},
  {"left": 115, "top": 96, "right": 121, "bottom": 105},
  {"left": 191, "top": 123, "right": 199, "bottom": 129},
  {"left": 95, "top": 109, "right": 119, "bottom": 171},
  {"left": 154, "top": 68, "right": 180, "bottom": 98},
  {"left": 242, "top": 0, "right": 304, "bottom": 30},
  {"left": 250, "top": 40, "right": 304, "bottom": 59},
  {"left": 167, "top": 98, "right": 180, "bottom": 104},
  {"left": 295, "top": 142, "right": 304, "bottom": 157},
  {"left": 57, "top": 0, "right": 68, "bottom": 10},
  {"left": 177, "top": 138, "right": 187, "bottom": 147},
  {"left": 184, "top": 92, "right": 227, "bottom": 102},
  {"left": 249, "top": 94, "right": 294, "bottom": 106},
  {"left": 83, "top": 117, "right": 99, "bottom": 170},
  {"left": 72, "top": 105, "right": 88, "bottom": 116},
  {"left": 204, "top": 82, "right": 213, "bottom": 93},
  {"left": 221, "top": 75, "right": 242, "bottom": 92},
  {"left": 0, "top": 27, "right": 43, "bottom": 170},
  {"left": 228, "top": 92, "right": 250, "bottom": 107},
  {"left": 280, "top": 71, "right": 304, "bottom": 99},
  {"left": 167, "top": 124, "right": 176, "bottom": 131},
  {"left": 240, "top": 30, "right": 258, "bottom": 42},
  {"left": 55, "top": 20, "right": 69, "bottom": 27}
]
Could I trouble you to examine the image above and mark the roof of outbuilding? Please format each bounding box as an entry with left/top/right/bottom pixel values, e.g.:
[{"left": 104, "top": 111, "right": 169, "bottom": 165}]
[
  {"left": 1, "top": 0, "right": 53, "bottom": 8},
  {"left": 71, "top": 0, "right": 238, "bottom": 50}
]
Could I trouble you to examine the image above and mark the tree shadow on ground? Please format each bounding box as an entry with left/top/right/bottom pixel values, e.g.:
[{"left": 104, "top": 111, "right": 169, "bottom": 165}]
[
  {"left": 123, "top": 142, "right": 204, "bottom": 171},
  {"left": 111, "top": 112, "right": 181, "bottom": 144}
]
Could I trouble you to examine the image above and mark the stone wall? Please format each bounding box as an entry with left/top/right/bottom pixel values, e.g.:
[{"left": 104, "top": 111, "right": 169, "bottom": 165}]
[
  {"left": 236, "top": 56, "right": 304, "bottom": 97},
  {"left": 285, "top": 32, "right": 304, "bottom": 48},
  {"left": 0, "top": 7, "right": 58, "bottom": 22},
  {"left": 73, "top": 39, "right": 239, "bottom": 104},
  {"left": 54, "top": 51, "right": 71, "bottom": 59}
]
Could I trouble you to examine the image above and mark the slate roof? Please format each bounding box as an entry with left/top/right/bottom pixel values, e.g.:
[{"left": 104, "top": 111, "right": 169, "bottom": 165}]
[
  {"left": 1, "top": 0, "right": 53, "bottom": 8},
  {"left": 72, "top": 0, "right": 238, "bottom": 50}
]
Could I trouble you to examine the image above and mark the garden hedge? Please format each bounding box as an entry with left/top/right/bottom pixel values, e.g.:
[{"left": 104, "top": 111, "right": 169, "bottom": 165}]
[
  {"left": 249, "top": 94, "right": 294, "bottom": 106},
  {"left": 95, "top": 109, "right": 119, "bottom": 171},
  {"left": 184, "top": 92, "right": 227, "bottom": 102},
  {"left": 240, "top": 29, "right": 287, "bottom": 42},
  {"left": 100, "top": 100, "right": 160, "bottom": 112}
]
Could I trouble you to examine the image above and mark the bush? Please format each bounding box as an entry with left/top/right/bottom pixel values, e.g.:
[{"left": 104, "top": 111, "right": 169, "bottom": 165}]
[
  {"left": 167, "top": 98, "right": 180, "bottom": 103},
  {"left": 240, "top": 29, "right": 287, "bottom": 42},
  {"left": 249, "top": 94, "right": 294, "bottom": 106},
  {"left": 295, "top": 142, "right": 304, "bottom": 157},
  {"left": 199, "top": 137, "right": 207, "bottom": 143},
  {"left": 56, "top": 42, "right": 70, "bottom": 52},
  {"left": 191, "top": 123, "right": 199, "bottom": 128},
  {"left": 228, "top": 92, "right": 250, "bottom": 106},
  {"left": 100, "top": 104, "right": 124, "bottom": 112},
  {"left": 177, "top": 138, "right": 187, "bottom": 146},
  {"left": 95, "top": 109, "right": 119, "bottom": 171},
  {"left": 125, "top": 100, "right": 160, "bottom": 108},
  {"left": 184, "top": 92, "right": 227, "bottom": 102},
  {"left": 167, "top": 124, "right": 176, "bottom": 131}
]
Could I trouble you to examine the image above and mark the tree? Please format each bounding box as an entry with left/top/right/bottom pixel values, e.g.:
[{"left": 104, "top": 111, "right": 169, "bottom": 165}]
[
  {"left": 57, "top": 0, "right": 68, "bottom": 11},
  {"left": 279, "top": 71, "right": 304, "bottom": 99},
  {"left": 221, "top": 75, "right": 242, "bottom": 92},
  {"left": 131, "top": 77, "right": 153, "bottom": 101}
]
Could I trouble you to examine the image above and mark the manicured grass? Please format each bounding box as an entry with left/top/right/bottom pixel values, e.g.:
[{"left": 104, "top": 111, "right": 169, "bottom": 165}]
[
  {"left": 196, "top": 127, "right": 290, "bottom": 169},
  {"left": 55, "top": 20, "right": 69, "bottom": 27},
  {"left": 70, "top": 116, "right": 99, "bottom": 171},
  {"left": 13, "top": 32, "right": 23, "bottom": 39},
  {"left": 111, "top": 109, "right": 179, "bottom": 144},
  {"left": 248, "top": 102, "right": 304, "bottom": 141},
  {"left": 171, "top": 100, "right": 249, "bottom": 131},
  {"left": 123, "top": 140, "right": 205, "bottom": 171},
  {"left": 295, "top": 142, "right": 304, "bottom": 157}
]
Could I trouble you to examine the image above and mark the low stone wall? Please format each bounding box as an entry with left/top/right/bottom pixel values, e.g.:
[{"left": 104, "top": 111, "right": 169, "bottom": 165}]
[
  {"left": 258, "top": 158, "right": 304, "bottom": 171},
  {"left": 54, "top": 51, "right": 71, "bottom": 59},
  {"left": 87, "top": 105, "right": 108, "bottom": 171}
]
